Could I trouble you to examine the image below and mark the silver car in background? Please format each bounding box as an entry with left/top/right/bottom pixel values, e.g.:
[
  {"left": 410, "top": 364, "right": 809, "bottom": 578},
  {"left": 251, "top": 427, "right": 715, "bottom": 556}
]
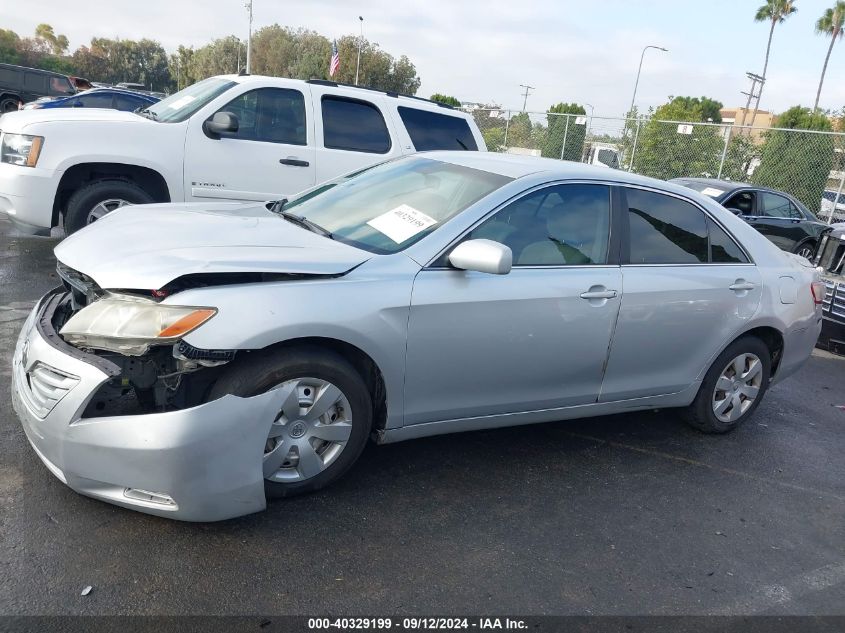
[{"left": 12, "top": 152, "right": 824, "bottom": 521}]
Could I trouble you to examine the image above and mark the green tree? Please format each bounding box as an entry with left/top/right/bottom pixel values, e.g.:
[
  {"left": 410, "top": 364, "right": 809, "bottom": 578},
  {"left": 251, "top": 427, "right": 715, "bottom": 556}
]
[
  {"left": 168, "top": 45, "right": 196, "bottom": 91},
  {"left": 814, "top": 2, "right": 845, "bottom": 110},
  {"left": 749, "top": 0, "right": 797, "bottom": 125},
  {"left": 0, "top": 29, "right": 20, "bottom": 64},
  {"left": 752, "top": 106, "right": 834, "bottom": 209},
  {"left": 632, "top": 96, "right": 724, "bottom": 180},
  {"left": 34, "top": 23, "right": 69, "bottom": 55},
  {"left": 505, "top": 112, "right": 534, "bottom": 149},
  {"left": 430, "top": 93, "right": 461, "bottom": 107},
  {"left": 720, "top": 134, "right": 762, "bottom": 181},
  {"left": 541, "top": 102, "right": 586, "bottom": 160},
  {"left": 189, "top": 36, "right": 244, "bottom": 80}
]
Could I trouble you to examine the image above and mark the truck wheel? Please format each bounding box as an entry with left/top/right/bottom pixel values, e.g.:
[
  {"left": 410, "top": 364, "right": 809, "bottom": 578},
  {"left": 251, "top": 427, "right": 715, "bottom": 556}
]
[
  {"left": 1, "top": 97, "right": 20, "bottom": 113},
  {"left": 64, "top": 179, "right": 155, "bottom": 234},
  {"left": 207, "top": 345, "right": 373, "bottom": 499},
  {"left": 683, "top": 336, "right": 771, "bottom": 434}
]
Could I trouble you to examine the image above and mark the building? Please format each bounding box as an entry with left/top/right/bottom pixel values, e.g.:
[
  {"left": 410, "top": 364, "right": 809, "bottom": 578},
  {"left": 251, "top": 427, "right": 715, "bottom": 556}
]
[{"left": 719, "top": 107, "right": 775, "bottom": 143}]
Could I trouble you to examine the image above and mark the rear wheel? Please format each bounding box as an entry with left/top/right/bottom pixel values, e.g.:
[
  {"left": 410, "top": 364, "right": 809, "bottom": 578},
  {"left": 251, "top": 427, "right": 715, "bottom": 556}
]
[
  {"left": 683, "top": 336, "right": 771, "bottom": 434},
  {"left": 64, "top": 179, "right": 155, "bottom": 234},
  {"left": 0, "top": 97, "right": 20, "bottom": 113},
  {"left": 794, "top": 241, "right": 816, "bottom": 260},
  {"left": 207, "top": 346, "right": 373, "bottom": 498}
]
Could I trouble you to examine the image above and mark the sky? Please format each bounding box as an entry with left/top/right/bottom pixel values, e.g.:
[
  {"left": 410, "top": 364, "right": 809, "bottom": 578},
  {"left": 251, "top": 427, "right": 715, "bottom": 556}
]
[{"left": 6, "top": 0, "right": 845, "bottom": 118}]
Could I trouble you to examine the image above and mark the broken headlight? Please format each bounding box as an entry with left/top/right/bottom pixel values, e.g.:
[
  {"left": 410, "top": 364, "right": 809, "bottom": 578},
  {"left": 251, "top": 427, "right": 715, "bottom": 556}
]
[{"left": 59, "top": 294, "right": 216, "bottom": 356}]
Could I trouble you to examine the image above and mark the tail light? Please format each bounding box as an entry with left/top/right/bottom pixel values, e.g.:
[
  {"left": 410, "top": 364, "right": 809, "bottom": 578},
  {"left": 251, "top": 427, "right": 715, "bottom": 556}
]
[{"left": 811, "top": 281, "right": 826, "bottom": 305}]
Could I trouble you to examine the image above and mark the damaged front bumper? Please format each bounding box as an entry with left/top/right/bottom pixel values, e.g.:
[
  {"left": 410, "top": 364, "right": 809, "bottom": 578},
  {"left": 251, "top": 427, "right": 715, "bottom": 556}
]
[{"left": 12, "top": 288, "right": 284, "bottom": 522}]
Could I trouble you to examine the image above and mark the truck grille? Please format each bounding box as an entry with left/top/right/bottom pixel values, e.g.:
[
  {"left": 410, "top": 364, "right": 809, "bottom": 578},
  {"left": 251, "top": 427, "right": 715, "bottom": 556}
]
[{"left": 823, "top": 279, "right": 845, "bottom": 321}]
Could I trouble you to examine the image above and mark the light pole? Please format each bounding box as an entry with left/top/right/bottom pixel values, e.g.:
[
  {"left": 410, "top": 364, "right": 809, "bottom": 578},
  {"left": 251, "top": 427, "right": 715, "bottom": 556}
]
[
  {"left": 245, "top": 0, "right": 253, "bottom": 74},
  {"left": 519, "top": 84, "right": 534, "bottom": 111},
  {"left": 355, "top": 16, "right": 364, "bottom": 86},
  {"left": 628, "top": 45, "right": 667, "bottom": 116},
  {"left": 584, "top": 103, "right": 594, "bottom": 117}
]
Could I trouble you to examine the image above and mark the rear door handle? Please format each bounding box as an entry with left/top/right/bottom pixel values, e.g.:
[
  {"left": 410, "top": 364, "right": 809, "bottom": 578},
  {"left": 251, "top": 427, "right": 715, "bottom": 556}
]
[
  {"left": 279, "top": 158, "right": 310, "bottom": 167},
  {"left": 729, "top": 281, "right": 756, "bottom": 291},
  {"left": 580, "top": 289, "right": 617, "bottom": 300}
]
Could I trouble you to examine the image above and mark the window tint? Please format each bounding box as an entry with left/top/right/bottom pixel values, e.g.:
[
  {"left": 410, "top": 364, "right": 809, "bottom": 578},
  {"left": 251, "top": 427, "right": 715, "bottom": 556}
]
[
  {"left": 724, "top": 191, "right": 754, "bottom": 215},
  {"left": 114, "top": 94, "right": 145, "bottom": 111},
  {"left": 597, "top": 148, "right": 619, "bottom": 168},
  {"left": 78, "top": 93, "right": 114, "bottom": 108},
  {"left": 626, "top": 189, "right": 708, "bottom": 264},
  {"left": 468, "top": 184, "right": 611, "bottom": 266},
  {"left": 322, "top": 96, "right": 390, "bottom": 153},
  {"left": 708, "top": 217, "right": 748, "bottom": 263},
  {"left": 49, "top": 76, "right": 74, "bottom": 96},
  {"left": 0, "top": 67, "right": 19, "bottom": 88},
  {"left": 23, "top": 72, "right": 47, "bottom": 93},
  {"left": 397, "top": 107, "right": 478, "bottom": 151},
  {"left": 760, "top": 192, "right": 801, "bottom": 219},
  {"left": 216, "top": 88, "right": 306, "bottom": 145}
]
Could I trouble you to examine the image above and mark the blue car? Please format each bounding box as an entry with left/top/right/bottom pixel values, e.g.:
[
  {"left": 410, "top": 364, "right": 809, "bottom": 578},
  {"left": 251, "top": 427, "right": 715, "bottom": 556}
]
[{"left": 23, "top": 87, "right": 160, "bottom": 112}]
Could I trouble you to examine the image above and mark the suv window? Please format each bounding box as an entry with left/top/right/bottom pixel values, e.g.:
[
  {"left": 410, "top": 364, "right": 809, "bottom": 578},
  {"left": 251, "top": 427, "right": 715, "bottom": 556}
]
[
  {"left": 468, "top": 184, "right": 611, "bottom": 266},
  {"left": 0, "top": 67, "right": 19, "bottom": 88},
  {"left": 24, "top": 72, "right": 47, "bottom": 94},
  {"left": 321, "top": 96, "right": 391, "bottom": 153},
  {"left": 216, "top": 88, "right": 306, "bottom": 145},
  {"left": 707, "top": 217, "right": 748, "bottom": 263},
  {"left": 49, "top": 76, "right": 75, "bottom": 96},
  {"left": 626, "top": 188, "right": 708, "bottom": 264},
  {"left": 760, "top": 192, "right": 801, "bottom": 219},
  {"left": 397, "top": 107, "right": 478, "bottom": 151},
  {"left": 78, "top": 93, "right": 114, "bottom": 108}
]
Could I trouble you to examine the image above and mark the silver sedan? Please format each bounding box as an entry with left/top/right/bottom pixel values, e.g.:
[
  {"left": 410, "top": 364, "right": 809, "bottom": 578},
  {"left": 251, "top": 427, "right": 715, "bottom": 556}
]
[{"left": 12, "top": 152, "right": 824, "bottom": 521}]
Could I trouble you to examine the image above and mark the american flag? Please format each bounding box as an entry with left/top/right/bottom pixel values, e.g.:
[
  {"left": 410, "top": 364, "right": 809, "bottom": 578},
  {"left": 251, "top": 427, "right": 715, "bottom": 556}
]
[{"left": 329, "top": 40, "right": 340, "bottom": 77}]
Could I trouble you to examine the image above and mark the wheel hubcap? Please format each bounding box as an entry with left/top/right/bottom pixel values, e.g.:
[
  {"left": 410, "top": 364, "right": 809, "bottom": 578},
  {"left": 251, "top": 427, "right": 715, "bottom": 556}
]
[
  {"left": 712, "top": 353, "right": 763, "bottom": 423},
  {"left": 797, "top": 246, "right": 813, "bottom": 259},
  {"left": 262, "top": 377, "right": 353, "bottom": 483},
  {"left": 86, "top": 198, "right": 131, "bottom": 224}
]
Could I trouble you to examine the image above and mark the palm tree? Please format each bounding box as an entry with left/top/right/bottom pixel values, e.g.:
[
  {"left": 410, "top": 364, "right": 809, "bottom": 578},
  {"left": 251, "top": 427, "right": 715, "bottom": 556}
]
[
  {"left": 814, "top": 2, "right": 845, "bottom": 110},
  {"left": 747, "top": 0, "right": 798, "bottom": 127}
]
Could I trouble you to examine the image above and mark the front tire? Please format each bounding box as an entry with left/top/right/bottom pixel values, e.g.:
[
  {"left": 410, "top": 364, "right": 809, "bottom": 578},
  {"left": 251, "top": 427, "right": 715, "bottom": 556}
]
[
  {"left": 683, "top": 336, "right": 771, "bottom": 434},
  {"left": 794, "top": 241, "right": 816, "bottom": 260},
  {"left": 207, "top": 346, "right": 373, "bottom": 499},
  {"left": 64, "top": 179, "right": 155, "bottom": 234},
  {"left": 1, "top": 97, "right": 20, "bottom": 113}
]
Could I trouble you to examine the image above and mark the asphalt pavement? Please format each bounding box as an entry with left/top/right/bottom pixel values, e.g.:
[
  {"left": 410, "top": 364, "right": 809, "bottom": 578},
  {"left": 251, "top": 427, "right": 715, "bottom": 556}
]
[{"left": 1, "top": 215, "right": 844, "bottom": 617}]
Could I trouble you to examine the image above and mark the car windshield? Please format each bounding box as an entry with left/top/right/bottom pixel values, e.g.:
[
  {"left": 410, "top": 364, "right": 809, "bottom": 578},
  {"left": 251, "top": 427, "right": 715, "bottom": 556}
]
[
  {"left": 282, "top": 156, "right": 512, "bottom": 254},
  {"left": 143, "top": 77, "right": 236, "bottom": 122}
]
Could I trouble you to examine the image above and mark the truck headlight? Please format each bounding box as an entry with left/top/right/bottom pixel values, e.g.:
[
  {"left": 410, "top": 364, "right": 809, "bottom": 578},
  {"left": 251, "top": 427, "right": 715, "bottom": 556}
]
[
  {"left": 0, "top": 133, "right": 44, "bottom": 167},
  {"left": 60, "top": 294, "right": 217, "bottom": 356}
]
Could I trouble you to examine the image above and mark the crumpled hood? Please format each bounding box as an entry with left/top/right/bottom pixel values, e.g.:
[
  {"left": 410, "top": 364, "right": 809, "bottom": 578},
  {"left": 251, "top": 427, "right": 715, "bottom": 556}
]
[{"left": 54, "top": 202, "right": 371, "bottom": 290}]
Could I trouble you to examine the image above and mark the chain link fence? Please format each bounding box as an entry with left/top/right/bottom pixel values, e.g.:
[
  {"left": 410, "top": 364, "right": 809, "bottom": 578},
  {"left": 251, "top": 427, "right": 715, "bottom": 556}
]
[{"left": 464, "top": 107, "right": 845, "bottom": 224}]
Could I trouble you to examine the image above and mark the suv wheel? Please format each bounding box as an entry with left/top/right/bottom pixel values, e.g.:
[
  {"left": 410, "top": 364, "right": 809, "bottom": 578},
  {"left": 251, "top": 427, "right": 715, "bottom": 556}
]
[
  {"left": 1, "top": 97, "right": 20, "bottom": 113},
  {"left": 64, "top": 179, "right": 155, "bottom": 234},
  {"left": 683, "top": 336, "right": 771, "bottom": 434},
  {"left": 794, "top": 241, "right": 816, "bottom": 260}
]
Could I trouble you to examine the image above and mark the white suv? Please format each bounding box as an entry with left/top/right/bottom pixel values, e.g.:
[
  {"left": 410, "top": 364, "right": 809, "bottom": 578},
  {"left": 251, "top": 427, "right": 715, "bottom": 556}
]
[{"left": 0, "top": 74, "right": 485, "bottom": 235}]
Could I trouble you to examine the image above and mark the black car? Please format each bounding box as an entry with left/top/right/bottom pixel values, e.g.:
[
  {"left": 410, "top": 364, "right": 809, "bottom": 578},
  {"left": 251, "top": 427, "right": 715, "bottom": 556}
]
[
  {"left": 0, "top": 63, "right": 76, "bottom": 113},
  {"left": 672, "top": 178, "right": 830, "bottom": 259}
]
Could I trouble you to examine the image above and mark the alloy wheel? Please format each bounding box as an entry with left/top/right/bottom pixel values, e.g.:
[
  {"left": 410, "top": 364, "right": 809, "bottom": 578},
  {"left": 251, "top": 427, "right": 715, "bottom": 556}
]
[
  {"left": 262, "top": 377, "right": 353, "bottom": 483},
  {"left": 796, "top": 245, "right": 814, "bottom": 259},
  {"left": 86, "top": 198, "right": 131, "bottom": 224},
  {"left": 711, "top": 353, "right": 763, "bottom": 423}
]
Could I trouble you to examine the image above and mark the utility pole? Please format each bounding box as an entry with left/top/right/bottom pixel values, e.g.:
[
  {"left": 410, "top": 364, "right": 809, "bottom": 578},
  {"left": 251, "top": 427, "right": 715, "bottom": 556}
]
[
  {"left": 355, "top": 16, "right": 364, "bottom": 86},
  {"left": 739, "top": 72, "right": 764, "bottom": 128},
  {"left": 519, "top": 84, "right": 534, "bottom": 112},
  {"left": 245, "top": 0, "right": 253, "bottom": 74}
]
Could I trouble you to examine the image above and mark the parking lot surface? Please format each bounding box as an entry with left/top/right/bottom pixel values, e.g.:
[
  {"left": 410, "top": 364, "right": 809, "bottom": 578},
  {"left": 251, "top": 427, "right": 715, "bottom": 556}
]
[{"left": 1, "top": 216, "right": 844, "bottom": 616}]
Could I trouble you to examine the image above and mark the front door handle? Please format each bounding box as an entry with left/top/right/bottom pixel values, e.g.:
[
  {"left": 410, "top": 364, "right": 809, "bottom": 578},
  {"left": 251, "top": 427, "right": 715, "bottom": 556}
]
[
  {"left": 729, "top": 281, "right": 756, "bottom": 291},
  {"left": 580, "top": 289, "right": 618, "bottom": 300},
  {"left": 279, "top": 158, "right": 310, "bottom": 167}
]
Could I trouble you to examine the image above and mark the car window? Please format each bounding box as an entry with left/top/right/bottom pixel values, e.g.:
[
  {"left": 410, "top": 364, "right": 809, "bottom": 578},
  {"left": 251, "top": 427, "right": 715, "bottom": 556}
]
[
  {"left": 597, "top": 148, "right": 619, "bottom": 169},
  {"left": 49, "top": 76, "right": 75, "bottom": 96},
  {"left": 0, "top": 67, "right": 19, "bottom": 88},
  {"left": 626, "top": 188, "right": 708, "bottom": 264},
  {"left": 321, "top": 96, "right": 391, "bottom": 153},
  {"left": 467, "top": 184, "right": 611, "bottom": 266},
  {"left": 723, "top": 191, "right": 754, "bottom": 215},
  {"left": 114, "top": 94, "right": 145, "bottom": 111},
  {"left": 282, "top": 156, "right": 510, "bottom": 254},
  {"left": 760, "top": 192, "right": 801, "bottom": 219},
  {"left": 707, "top": 217, "right": 748, "bottom": 263},
  {"left": 23, "top": 72, "right": 47, "bottom": 94},
  {"left": 397, "top": 107, "right": 478, "bottom": 151},
  {"left": 216, "top": 88, "right": 306, "bottom": 145},
  {"left": 78, "top": 93, "right": 114, "bottom": 108}
]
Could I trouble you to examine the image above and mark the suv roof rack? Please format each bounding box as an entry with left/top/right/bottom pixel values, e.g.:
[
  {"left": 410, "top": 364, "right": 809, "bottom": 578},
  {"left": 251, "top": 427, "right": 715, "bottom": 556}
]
[{"left": 305, "top": 79, "right": 454, "bottom": 109}]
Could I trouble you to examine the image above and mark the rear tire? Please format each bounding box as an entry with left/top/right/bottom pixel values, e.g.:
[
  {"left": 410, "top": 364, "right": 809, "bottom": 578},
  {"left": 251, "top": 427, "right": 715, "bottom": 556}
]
[
  {"left": 208, "top": 346, "right": 373, "bottom": 499},
  {"left": 683, "top": 336, "right": 771, "bottom": 434},
  {"left": 793, "top": 241, "right": 816, "bottom": 260},
  {"left": 64, "top": 179, "right": 155, "bottom": 234},
  {"left": 0, "top": 97, "right": 20, "bottom": 113}
]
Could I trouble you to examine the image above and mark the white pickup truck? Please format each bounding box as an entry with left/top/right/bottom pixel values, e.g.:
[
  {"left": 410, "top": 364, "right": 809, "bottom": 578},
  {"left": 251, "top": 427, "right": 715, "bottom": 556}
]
[{"left": 0, "top": 74, "right": 485, "bottom": 235}]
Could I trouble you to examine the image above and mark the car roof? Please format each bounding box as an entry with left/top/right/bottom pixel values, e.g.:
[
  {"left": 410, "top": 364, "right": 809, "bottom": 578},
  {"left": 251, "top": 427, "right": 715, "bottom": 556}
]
[
  {"left": 671, "top": 177, "right": 752, "bottom": 192},
  {"left": 75, "top": 87, "right": 157, "bottom": 99}
]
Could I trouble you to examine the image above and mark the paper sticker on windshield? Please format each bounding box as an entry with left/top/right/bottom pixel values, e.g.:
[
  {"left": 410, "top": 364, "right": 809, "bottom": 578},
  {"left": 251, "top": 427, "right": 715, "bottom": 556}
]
[
  {"left": 700, "top": 187, "right": 725, "bottom": 197},
  {"left": 367, "top": 205, "right": 437, "bottom": 243},
  {"left": 167, "top": 95, "right": 196, "bottom": 110}
]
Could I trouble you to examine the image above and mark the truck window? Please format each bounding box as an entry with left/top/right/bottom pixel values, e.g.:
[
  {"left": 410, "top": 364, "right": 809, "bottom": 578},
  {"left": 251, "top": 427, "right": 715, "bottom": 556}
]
[
  {"left": 216, "top": 88, "right": 306, "bottom": 145},
  {"left": 321, "top": 96, "right": 391, "bottom": 154},
  {"left": 397, "top": 106, "right": 478, "bottom": 151},
  {"left": 24, "top": 72, "right": 47, "bottom": 94},
  {"left": 0, "top": 67, "right": 19, "bottom": 89}
]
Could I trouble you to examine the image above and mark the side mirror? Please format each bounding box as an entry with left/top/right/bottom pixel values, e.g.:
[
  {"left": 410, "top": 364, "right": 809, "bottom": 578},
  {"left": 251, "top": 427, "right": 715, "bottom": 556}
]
[
  {"left": 448, "top": 239, "right": 512, "bottom": 275},
  {"left": 203, "top": 111, "right": 239, "bottom": 139}
]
